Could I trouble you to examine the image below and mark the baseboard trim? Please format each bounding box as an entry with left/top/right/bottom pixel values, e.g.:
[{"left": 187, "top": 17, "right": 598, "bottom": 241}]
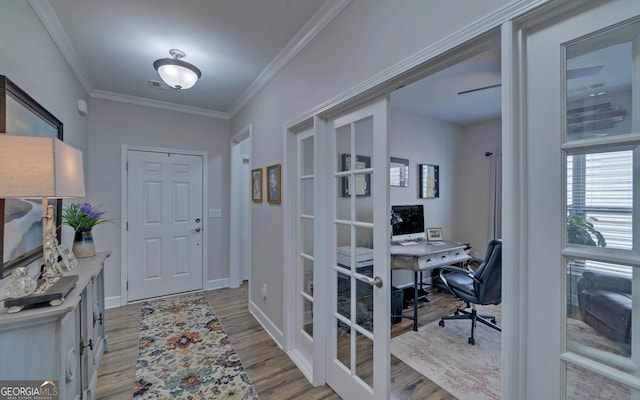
[
  {"left": 105, "top": 296, "right": 121, "bottom": 309},
  {"left": 249, "top": 299, "right": 285, "bottom": 349},
  {"left": 206, "top": 278, "right": 230, "bottom": 290}
]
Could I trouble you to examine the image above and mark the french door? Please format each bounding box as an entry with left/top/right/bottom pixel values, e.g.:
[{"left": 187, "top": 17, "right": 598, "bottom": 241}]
[
  {"left": 126, "top": 149, "right": 204, "bottom": 301},
  {"left": 515, "top": 1, "right": 640, "bottom": 398},
  {"left": 325, "top": 97, "right": 390, "bottom": 399}
]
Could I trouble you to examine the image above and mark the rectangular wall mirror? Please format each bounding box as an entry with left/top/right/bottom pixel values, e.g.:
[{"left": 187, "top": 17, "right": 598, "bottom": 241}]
[
  {"left": 419, "top": 164, "right": 439, "bottom": 198},
  {"left": 390, "top": 157, "right": 409, "bottom": 187}
]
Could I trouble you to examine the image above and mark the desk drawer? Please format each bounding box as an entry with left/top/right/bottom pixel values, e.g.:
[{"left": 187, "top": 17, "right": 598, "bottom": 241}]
[
  {"left": 418, "top": 252, "right": 451, "bottom": 269},
  {"left": 447, "top": 249, "right": 470, "bottom": 264}
]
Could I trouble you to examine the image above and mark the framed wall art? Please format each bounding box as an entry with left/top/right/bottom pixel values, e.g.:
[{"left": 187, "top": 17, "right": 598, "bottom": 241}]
[
  {"left": 419, "top": 164, "right": 439, "bottom": 199},
  {"left": 251, "top": 168, "right": 263, "bottom": 202},
  {"left": 341, "top": 154, "right": 371, "bottom": 197},
  {"left": 266, "top": 163, "right": 281, "bottom": 204},
  {"left": 426, "top": 227, "right": 444, "bottom": 241},
  {"left": 390, "top": 157, "right": 409, "bottom": 187},
  {"left": 0, "top": 75, "right": 64, "bottom": 278}
]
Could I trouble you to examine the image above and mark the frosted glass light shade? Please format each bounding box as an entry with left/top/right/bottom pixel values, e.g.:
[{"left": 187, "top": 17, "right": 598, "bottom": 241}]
[
  {"left": 0, "top": 134, "right": 85, "bottom": 199},
  {"left": 154, "top": 58, "right": 201, "bottom": 90}
]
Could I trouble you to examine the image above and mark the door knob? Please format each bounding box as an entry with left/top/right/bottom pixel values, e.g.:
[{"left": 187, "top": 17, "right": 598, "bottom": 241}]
[
  {"left": 192, "top": 227, "right": 201, "bottom": 233},
  {"left": 358, "top": 275, "right": 383, "bottom": 288}
]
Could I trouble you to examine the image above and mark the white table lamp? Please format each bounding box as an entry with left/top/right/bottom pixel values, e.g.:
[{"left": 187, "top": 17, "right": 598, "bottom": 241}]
[{"left": 0, "top": 134, "right": 85, "bottom": 282}]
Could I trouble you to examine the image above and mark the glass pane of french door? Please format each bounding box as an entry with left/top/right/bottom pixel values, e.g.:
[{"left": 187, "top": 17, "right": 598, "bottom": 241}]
[
  {"left": 328, "top": 97, "right": 389, "bottom": 400},
  {"left": 562, "top": 16, "right": 639, "bottom": 400},
  {"left": 518, "top": 1, "right": 640, "bottom": 397},
  {"left": 296, "top": 131, "right": 315, "bottom": 364},
  {"left": 334, "top": 115, "right": 376, "bottom": 389}
]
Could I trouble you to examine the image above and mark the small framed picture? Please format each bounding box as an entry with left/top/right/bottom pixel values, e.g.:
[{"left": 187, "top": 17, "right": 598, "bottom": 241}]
[
  {"left": 251, "top": 168, "right": 263, "bottom": 202},
  {"left": 426, "top": 227, "right": 444, "bottom": 241},
  {"left": 266, "top": 163, "right": 281, "bottom": 204},
  {"left": 57, "top": 243, "right": 78, "bottom": 271}
]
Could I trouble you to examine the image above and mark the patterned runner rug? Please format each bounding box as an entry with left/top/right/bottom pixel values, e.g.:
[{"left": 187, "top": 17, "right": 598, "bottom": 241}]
[{"left": 133, "top": 292, "right": 259, "bottom": 399}]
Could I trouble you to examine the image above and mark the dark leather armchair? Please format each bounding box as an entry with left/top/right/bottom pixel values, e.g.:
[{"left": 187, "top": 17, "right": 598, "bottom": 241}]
[
  {"left": 577, "top": 270, "right": 631, "bottom": 345},
  {"left": 433, "top": 239, "right": 502, "bottom": 345}
]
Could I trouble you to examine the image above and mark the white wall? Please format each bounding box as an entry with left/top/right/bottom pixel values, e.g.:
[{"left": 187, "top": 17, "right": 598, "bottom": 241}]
[
  {"left": 88, "top": 98, "right": 230, "bottom": 300},
  {"left": 453, "top": 118, "right": 501, "bottom": 256},
  {"left": 0, "top": 2, "right": 88, "bottom": 292},
  {"left": 389, "top": 107, "right": 462, "bottom": 286},
  {"left": 230, "top": 0, "right": 510, "bottom": 337}
]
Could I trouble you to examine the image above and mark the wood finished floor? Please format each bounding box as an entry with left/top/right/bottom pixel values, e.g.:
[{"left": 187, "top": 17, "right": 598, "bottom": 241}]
[{"left": 96, "top": 283, "right": 464, "bottom": 400}]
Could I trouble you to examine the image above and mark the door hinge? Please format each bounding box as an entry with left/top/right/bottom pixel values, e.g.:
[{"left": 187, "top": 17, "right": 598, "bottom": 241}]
[
  {"left": 79, "top": 337, "right": 93, "bottom": 356},
  {"left": 126, "top": 221, "right": 128, "bottom": 231},
  {"left": 126, "top": 281, "right": 128, "bottom": 291}
]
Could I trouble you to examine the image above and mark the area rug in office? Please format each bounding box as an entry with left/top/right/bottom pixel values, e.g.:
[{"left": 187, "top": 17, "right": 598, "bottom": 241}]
[
  {"left": 133, "top": 292, "right": 259, "bottom": 399},
  {"left": 391, "top": 304, "right": 502, "bottom": 400},
  {"left": 391, "top": 305, "right": 629, "bottom": 400}
]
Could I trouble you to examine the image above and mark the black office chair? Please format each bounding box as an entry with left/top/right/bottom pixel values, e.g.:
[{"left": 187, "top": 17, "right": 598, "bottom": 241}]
[{"left": 433, "top": 239, "right": 502, "bottom": 345}]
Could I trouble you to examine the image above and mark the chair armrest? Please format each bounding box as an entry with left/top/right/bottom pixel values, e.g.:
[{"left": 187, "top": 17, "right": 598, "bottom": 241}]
[
  {"left": 581, "top": 270, "right": 631, "bottom": 294},
  {"left": 437, "top": 265, "right": 478, "bottom": 295}
]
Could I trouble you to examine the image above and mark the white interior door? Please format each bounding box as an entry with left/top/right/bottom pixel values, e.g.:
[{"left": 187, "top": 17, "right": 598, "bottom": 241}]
[
  {"left": 291, "top": 126, "right": 316, "bottom": 379},
  {"left": 325, "top": 97, "right": 389, "bottom": 400},
  {"left": 515, "top": 1, "right": 640, "bottom": 398},
  {"left": 127, "top": 149, "right": 204, "bottom": 301}
]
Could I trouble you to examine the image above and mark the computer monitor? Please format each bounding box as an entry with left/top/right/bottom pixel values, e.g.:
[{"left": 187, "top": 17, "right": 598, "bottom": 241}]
[{"left": 391, "top": 204, "right": 425, "bottom": 242}]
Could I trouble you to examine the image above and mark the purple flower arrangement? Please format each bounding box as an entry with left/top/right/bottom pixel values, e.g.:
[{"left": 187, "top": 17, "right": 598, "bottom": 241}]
[{"left": 61, "top": 202, "right": 113, "bottom": 232}]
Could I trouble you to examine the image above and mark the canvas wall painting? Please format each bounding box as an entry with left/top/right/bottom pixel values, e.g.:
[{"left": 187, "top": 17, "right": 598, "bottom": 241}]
[{"left": 1, "top": 75, "right": 63, "bottom": 278}]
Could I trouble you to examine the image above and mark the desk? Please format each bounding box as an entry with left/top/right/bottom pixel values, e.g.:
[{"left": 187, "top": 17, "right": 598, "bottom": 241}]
[{"left": 391, "top": 240, "right": 470, "bottom": 331}]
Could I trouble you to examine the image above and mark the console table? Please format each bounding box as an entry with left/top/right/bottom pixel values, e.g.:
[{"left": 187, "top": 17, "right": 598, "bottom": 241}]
[
  {"left": 0, "top": 252, "right": 110, "bottom": 400},
  {"left": 391, "top": 241, "right": 469, "bottom": 331}
]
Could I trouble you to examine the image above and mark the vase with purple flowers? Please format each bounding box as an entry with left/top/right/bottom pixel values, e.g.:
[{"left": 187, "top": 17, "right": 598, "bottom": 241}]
[{"left": 62, "top": 202, "right": 114, "bottom": 259}]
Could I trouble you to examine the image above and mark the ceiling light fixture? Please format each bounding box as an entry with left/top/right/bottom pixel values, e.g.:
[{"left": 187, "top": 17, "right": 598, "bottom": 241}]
[{"left": 153, "top": 49, "right": 202, "bottom": 90}]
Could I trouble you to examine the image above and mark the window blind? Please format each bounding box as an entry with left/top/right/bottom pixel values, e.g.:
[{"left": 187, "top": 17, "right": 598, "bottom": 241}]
[{"left": 567, "top": 149, "right": 633, "bottom": 275}]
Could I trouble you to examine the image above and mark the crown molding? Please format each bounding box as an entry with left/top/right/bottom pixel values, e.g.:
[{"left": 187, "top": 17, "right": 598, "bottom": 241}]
[
  {"left": 227, "top": 0, "right": 352, "bottom": 117},
  {"left": 28, "top": 0, "right": 93, "bottom": 94},
  {"left": 91, "top": 90, "right": 229, "bottom": 119}
]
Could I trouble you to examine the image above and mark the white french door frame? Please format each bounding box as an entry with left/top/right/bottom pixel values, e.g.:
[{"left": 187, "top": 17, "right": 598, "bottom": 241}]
[
  {"left": 119, "top": 144, "right": 209, "bottom": 305},
  {"left": 284, "top": 116, "right": 329, "bottom": 386},
  {"left": 505, "top": 1, "right": 640, "bottom": 398}
]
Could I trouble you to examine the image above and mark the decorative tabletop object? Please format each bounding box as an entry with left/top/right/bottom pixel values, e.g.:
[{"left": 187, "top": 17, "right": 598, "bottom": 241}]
[
  {"left": 62, "top": 202, "right": 114, "bottom": 258},
  {"left": 4, "top": 266, "right": 37, "bottom": 299}
]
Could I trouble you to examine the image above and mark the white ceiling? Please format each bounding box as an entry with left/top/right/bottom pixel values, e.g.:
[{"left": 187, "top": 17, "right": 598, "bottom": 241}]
[
  {"left": 43, "top": 0, "right": 333, "bottom": 116},
  {"left": 390, "top": 46, "right": 502, "bottom": 126},
  {"left": 38, "top": 0, "right": 503, "bottom": 123},
  {"left": 36, "top": 2, "right": 630, "bottom": 126}
]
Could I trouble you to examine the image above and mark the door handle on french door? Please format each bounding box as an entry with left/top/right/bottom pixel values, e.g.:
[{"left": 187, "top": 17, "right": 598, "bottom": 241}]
[{"left": 358, "top": 275, "right": 383, "bottom": 288}]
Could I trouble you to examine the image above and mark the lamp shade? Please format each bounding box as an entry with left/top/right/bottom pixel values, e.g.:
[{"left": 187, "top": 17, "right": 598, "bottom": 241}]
[{"left": 0, "top": 134, "right": 85, "bottom": 199}]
